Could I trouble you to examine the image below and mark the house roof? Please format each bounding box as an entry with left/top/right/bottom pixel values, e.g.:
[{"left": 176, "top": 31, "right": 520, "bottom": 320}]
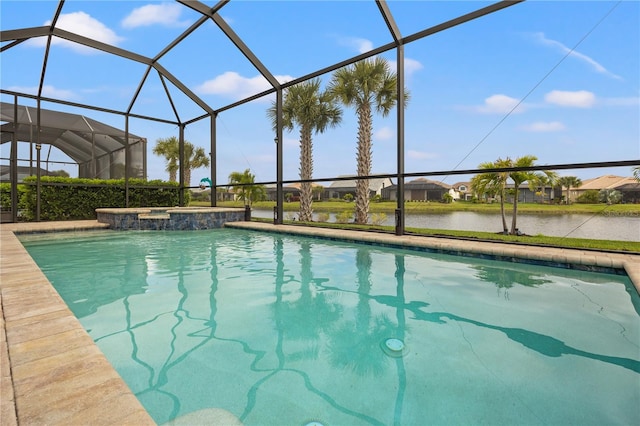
[
  {"left": 406, "top": 178, "right": 452, "bottom": 189},
  {"left": 578, "top": 175, "right": 637, "bottom": 190},
  {"left": 382, "top": 178, "right": 451, "bottom": 190},
  {"left": 451, "top": 181, "right": 471, "bottom": 190},
  {"left": 329, "top": 176, "right": 393, "bottom": 190}
]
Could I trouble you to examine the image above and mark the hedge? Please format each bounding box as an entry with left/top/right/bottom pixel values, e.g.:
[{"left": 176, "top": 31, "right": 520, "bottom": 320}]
[{"left": 1, "top": 177, "right": 188, "bottom": 221}]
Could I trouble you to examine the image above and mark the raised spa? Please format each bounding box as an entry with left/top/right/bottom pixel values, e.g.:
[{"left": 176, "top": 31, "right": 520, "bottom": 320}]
[{"left": 96, "top": 206, "right": 248, "bottom": 230}]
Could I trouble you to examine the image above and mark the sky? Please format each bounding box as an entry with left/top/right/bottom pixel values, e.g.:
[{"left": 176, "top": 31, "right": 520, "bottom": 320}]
[{"left": 1, "top": 0, "right": 639, "bottom": 187}]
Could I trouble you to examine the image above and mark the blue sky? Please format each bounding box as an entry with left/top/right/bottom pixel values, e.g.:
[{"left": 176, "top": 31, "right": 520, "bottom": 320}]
[{"left": 1, "top": 0, "right": 639, "bottom": 186}]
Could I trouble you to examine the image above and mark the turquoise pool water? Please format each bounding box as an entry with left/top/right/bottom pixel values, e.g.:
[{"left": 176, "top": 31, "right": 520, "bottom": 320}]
[{"left": 21, "top": 229, "right": 640, "bottom": 425}]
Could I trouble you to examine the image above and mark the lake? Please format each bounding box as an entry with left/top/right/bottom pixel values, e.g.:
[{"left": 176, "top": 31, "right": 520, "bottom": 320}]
[{"left": 252, "top": 209, "right": 640, "bottom": 242}]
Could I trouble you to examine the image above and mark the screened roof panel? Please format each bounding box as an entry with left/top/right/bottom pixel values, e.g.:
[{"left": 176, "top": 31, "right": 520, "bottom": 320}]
[
  {"left": 2, "top": 1, "right": 636, "bottom": 184},
  {"left": 0, "top": 102, "right": 145, "bottom": 165},
  {"left": 221, "top": 1, "right": 392, "bottom": 79},
  {"left": 144, "top": 20, "right": 257, "bottom": 116},
  {"left": 387, "top": 1, "right": 498, "bottom": 38}
]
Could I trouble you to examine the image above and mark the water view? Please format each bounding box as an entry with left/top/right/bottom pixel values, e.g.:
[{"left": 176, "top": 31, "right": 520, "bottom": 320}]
[{"left": 253, "top": 210, "right": 640, "bottom": 242}]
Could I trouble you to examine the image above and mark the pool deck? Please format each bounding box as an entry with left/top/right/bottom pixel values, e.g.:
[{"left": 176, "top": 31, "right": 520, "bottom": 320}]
[{"left": 1, "top": 220, "right": 639, "bottom": 426}]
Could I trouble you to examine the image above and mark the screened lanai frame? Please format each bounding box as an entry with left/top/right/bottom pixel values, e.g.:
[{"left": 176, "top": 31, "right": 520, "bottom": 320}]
[{"left": 2, "top": 0, "right": 638, "bottom": 231}]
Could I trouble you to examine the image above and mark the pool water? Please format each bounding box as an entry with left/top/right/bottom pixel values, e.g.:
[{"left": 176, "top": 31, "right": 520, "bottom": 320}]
[{"left": 21, "top": 229, "right": 640, "bottom": 425}]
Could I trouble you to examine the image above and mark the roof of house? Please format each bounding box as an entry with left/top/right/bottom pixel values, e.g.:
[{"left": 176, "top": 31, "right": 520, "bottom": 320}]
[
  {"left": 329, "top": 176, "right": 393, "bottom": 190},
  {"left": 384, "top": 178, "right": 451, "bottom": 190},
  {"left": 578, "top": 175, "right": 637, "bottom": 190},
  {"left": 451, "top": 181, "right": 472, "bottom": 190}
]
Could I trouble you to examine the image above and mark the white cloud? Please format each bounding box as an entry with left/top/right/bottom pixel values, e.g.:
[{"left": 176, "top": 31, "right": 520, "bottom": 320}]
[
  {"left": 375, "top": 127, "right": 394, "bottom": 141},
  {"left": 545, "top": 90, "right": 596, "bottom": 108},
  {"left": 122, "top": 3, "right": 189, "bottom": 28},
  {"left": 529, "top": 32, "right": 622, "bottom": 81},
  {"left": 7, "top": 85, "right": 77, "bottom": 100},
  {"left": 408, "top": 150, "right": 437, "bottom": 160},
  {"left": 476, "top": 94, "right": 526, "bottom": 114},
  {"left": 338, "top": 36, "right": 374, "bottom": 54},
  {"left": 387, "top": 58, "right": 424, "bottom": 77},
  {"left": 196, "top": 72, "right": 294, "bottom": 101},
  {"left": 521, "top": 121, "right": 566, "bottom": 132},
  {"left": 26, "top": 12, "right": 124, "bottom": 53}
]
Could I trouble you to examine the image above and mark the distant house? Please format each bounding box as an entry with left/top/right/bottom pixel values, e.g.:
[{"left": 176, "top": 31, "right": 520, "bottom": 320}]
[
  {"left": 327, "top": 176, "right": 393, "bottom": 200},
  {"left": 265, "top": 182, "right": 327, "bottom": 201},
  {"left": 503, "top": 182, "right": 557, "bottom": 203},
  {"left": 451, "top": 182, "right": 473, "bottom": 201},
  {"left": 575, "top": 175, "right": 640, "bottom": 203},
  {"left": 382, "top": 178, "right": 451, "bottom": 201}
]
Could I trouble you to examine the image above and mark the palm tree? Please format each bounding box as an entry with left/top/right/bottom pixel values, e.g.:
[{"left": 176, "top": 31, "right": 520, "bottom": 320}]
[
  {"left": 507, "top": 155, "right": 539, "bottom": 235},
  {"left": 328, "top": 57, "right": 409, "bottom": 224},
  {"left": 153, "top": 137, "right": 179, "bottom": 182},
  {"left": 228, "top": 169, "right": 266, "bottom": 207},
  {"left": 152, "top": 136, "right": 210, "bottom": 186},
  {"left": 507, "top": 155, "right": 557, "bottom": 235},
  {"left": 183, "top": 143, "right": 209, "bottom": 188},
  {"left": 267, "top": 78, "right": 341, "bottom": 222},
  {"left": 633, "top": 166, "right": 640, "bottom": 182},
  {"left": 470, "top": 158, "right": 511, "bottom": 233},
  {"left": 532, "top": 169, "right": 559, "bottom": 204},
  {"left": 558, "top": 176, "right": 582, "bottom": 205}
]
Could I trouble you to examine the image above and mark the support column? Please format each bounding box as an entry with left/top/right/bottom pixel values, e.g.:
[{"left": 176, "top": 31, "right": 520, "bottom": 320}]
[
  {"left": 10, "top": 99, "right": 18, "bottom": 223},
  {"left": 179, "top": 124, "right": 185, "bottom": 206},
  {"left": 275, "top": 89, "right": 283, "bottom": 224},
  {"left": 210, "top": 114, "right": 217, "bottom": 207},
  {"left": 396, "top": 45, "right": 406, "bottom": 235},
  {"left": 36, "top": 99, "right": 42, "bottom": 222},
  {"left": 125, "top": 115, "right": 130, "bottom": 207}
]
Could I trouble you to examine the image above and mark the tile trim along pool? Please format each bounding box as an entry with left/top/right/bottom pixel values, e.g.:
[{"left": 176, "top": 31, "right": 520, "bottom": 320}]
[{"left": 1, "top": 220, "right": 639, "bottom": 426}]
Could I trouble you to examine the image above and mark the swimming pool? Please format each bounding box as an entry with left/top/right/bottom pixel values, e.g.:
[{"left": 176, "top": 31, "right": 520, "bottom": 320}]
[{"left": 21, "top": 229, "right": 640, "bottom": 425}]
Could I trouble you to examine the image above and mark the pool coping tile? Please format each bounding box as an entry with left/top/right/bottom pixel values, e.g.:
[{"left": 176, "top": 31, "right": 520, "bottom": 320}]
[
  {"left": 1, "top": 221, "right": 155, "bottom": 426},
  {"left": 1, "top": 219, "right": 638, "bottom": 426}
]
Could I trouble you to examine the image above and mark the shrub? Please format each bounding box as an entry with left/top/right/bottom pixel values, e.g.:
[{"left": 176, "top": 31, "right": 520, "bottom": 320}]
[
  {"left": 343, "top": 193, "right": 354, "bottom": 202},
  {"left": 371, "top": 212, "right": 387, "bottom": 226},
  {"left": 576, "top": 190, "right": 599, "bottom": 204},
  {"left": 19, "top": 176, "right": 183, "bottom": 221},
  {"left": 316, "top": 212, "right": 330, "bottom": 222},
  {"left": 599, "top": 189, "right": 622, "bottom": 205},
  {"left": 335, "top": 210, "right": 353, "bottom": 223},
  {"left": 0, "top": 183, "right": 11, "bottom": 211}
]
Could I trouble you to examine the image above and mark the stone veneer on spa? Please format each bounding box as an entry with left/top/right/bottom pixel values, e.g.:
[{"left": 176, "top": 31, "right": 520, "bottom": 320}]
[{"left": 96, "top": 207, "right": 247, "bottom": 230}]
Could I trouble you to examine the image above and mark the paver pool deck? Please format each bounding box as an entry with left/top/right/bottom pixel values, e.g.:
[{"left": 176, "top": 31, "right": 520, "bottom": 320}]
[{"left": 1, "top": 220, "right": 639, "bottom": 425}]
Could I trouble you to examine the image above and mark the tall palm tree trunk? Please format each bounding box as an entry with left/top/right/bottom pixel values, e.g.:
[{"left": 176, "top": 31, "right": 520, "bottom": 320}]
[
  {"left": 299, "top": 126, "right": 314, "bottom": 222},
  {"left": 510, "top": 185, "right": 520, "bottom": 235},
  {"left": 499, "top": 193, "right": 508, "bottom": 233},
  {"left": 185, "top": 169, "right": 191, "bottom": 188},
  {"left": 355, "top": 104, "right": 373, "bottom": 224}
]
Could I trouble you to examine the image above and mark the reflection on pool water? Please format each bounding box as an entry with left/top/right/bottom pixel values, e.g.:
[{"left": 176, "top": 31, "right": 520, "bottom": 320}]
[{"left": 21, "top": 229, "right": 640, "bottom": 425}]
